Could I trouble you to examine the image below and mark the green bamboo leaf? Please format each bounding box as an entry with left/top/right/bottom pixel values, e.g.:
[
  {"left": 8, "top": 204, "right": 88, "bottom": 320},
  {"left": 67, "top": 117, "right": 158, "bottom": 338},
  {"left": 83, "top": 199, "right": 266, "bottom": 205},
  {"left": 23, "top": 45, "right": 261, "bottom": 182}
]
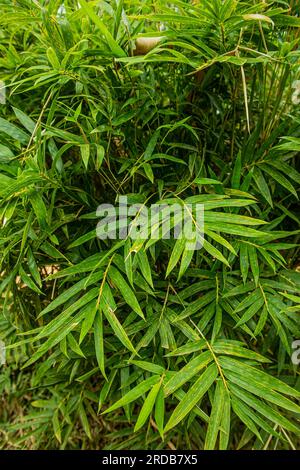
[
  {"left": 233, "top": 396, "right": 281, "bottom": 439},
  {"left": 194, "top": 178, "right": 223, "bottom": 185},
  {"left": 166, "top": 236, "right": 186, "bottom": 277},
  {"left": 220, "top": 356, "right": 300, "bottom": 398},
  {"left": 219, "top": 388, "right": 231, "bottom": 450},
  {"left": 222, "top": 282, "right": 255, "bottom": 298},
  {"left": 102, "top": 375, "right": 160, "bottom": 414},
  {"left": 231, "top": 397, "right": 262, "bottom": 441},
  {"left": 165, "top": 339, "right": 207, "bottom": 357},
  {"left": 27, "top": 248, "right": 42, "bottom": 288},
  {"left": 206, "top": 229, "right": 237, "bottom": 255},
  {"left": 209, "top": 221, "right": 267, "bottom": 237},
  {"left": 36, "top": 289, "right": 100, "bottom": 340},
  {"left": 260, "top": 163, "right": 298, "bottom": 199},
  {"left": 129, "top": 360, "right": 164, "bottom": 375},
  {"left": 78, "top": 402, "right": 92, "bottom": 439},
  {"left": 231, "top": 385, "right": 300, "bottom": 434},
  {"left": 134, "top": 381, "right": 161, "bottom": 431},
  {"left": 234, "top": 289, "right": 262, "bottom": 313},
  {"left": 68, "top": 230, "right": 96, "bottom": 249},
  {"left": 203, "top": 239, "right": 230, "bottom": 267},
  {"left": 213, "top": 341, "right": 271, "bottom": 363},
  {"left": 102, "top": 284, "right": 137, "bottom": 354},
  {"left": 136, "top": 251, "right": 153, "bottom": 288},
  {"left": 22, "top": 307, "right": 88, "bottom": 368},
  {"left": 164, "top": 364, "right": 218, "bottom": 432},
  {"left": 247, "top": 244, "right": 259, "bottom": 286},
  {"left": 143, "top": 130, "right": 160, "bottom": 160},
  {"left": 155, "top": 386, "right": 165, "bottom": 439},
  {"left": 231, "top": 151, "right": 242, "bottom": 189},
  {"left": 226, "top": 370, "right": 300, "bottom": 414},
  {"left": 267, "top": 159, "right": 300, "bottom": 185},
  {"left": 108, "top": 266, "right": 144, "bottom": 319},
  {"left": 204, "top": 379, "right": 226, "bottom": 450},
  {"left": 235, "top": 296, "right": 264, "bottom": 327},
  {"left": 67, "top": 333, "right": 85, "bottom": 358},
  {"left": 205, "top": 212, "right": 267, "bottom": 226},
  {"left": 94, "top": 310, "right": 106, "bottom": 379},
  {"left": 78, "top": 0, "right": 126, "bottom": 57},
  {"left": 13, "top": 107, "right": 36, "bottom": 133},
  {"left": 0, "top": 144, "right": 14, "bottom": 162},
  {"left": 177, "top": 291, "right": 215, "bottom": 321},
  {"left": 19, "top": 266, "right": 42, "bottom": 294},
  {"left": 143, "top": 162, "right": 154, "bottom": 183},
  {"left": 52, "top": 409, "right": 62, "bottom": 443},
  {"left": 0, "top": 116, "right": 30, "bottom": 143},
  {"left": 40, "top": 271, "right": 103, "bottom": 318},
  {"left": 164, "top": 350, "right": 213, "bottom": 397},
  {"left": 178, "top": 245, "right": 194, "bottom": 279},
  {"left": 80, "top": 144, "right": 90, "bottom": 169}
]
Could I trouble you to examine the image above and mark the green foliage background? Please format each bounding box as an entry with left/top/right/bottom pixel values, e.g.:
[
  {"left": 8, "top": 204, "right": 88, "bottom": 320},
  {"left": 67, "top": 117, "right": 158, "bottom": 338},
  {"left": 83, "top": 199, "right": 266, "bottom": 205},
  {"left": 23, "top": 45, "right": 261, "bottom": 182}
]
[{"left": 0, "top": 0, "right": 300, "bottom": 450}]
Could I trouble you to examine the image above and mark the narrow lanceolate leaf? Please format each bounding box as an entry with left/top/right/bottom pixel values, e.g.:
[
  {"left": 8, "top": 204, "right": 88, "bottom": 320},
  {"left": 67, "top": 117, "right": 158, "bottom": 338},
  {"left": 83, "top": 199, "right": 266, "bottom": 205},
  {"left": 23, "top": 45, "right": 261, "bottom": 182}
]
[
  {"left": 0, "top": 117, "right": 30, "bottom": 143},
  {"left": 129, "top": 360, "right": 164, "bottom": 375},
  {"left": 36, "top": 288, "right": 100, "bottom": 336},
  {"left": 164, "top": 350, "right": 213, "bottom": 397},
  {"left": 39, "top": 271, "right": 103, "bottom": 317},
  {"left": 219, "top": 389, "right": 231, "bottom": 450},
  {"left": 94, "top": 310, "right": 106, "bottom": 379},
  {"left": 231, "top": 151, "right": 242, "bottom": 189},
  {"left": 78, "top": 0, "right": 126, "bottom": 57},
  {"left": 213, "top": 341, "right": 271, "bottom": 363},
  {"left": 247, "top": 244, "right": 259, "bottom": 286},
  {"left": 203, "top": 239, "right": 230, "bottom": 267},
  {"left": 78, "top": 402, "right": 92, "bottom": 440},
  {"left": 205, "top": 212, "right": 267, "bottom": 226},
  {"left": 68, "top": 333, "right": 85, "bottom": 357},
  {"left": 155, "top": 386, "right": 165, "bottom": 438},
  {"left": 165, "top": 339, "right": 206, "bottom": 357},
  {"left": 177, "top": 290, "right": 215, "bottom": 321},
  {"left": 252, "top": 167, "right": 273, "bottom": 207},
  {"left": 225, "top": 370, "right": 300, "bottom": 414},
  {"left": 204, "top": 380, "right": 226, "bottom": 450},
  {"left": 164, "top": 364, "right": 218, "bottom": 432},
  {"left": 166, "top": 236, "right": 186, "bottom": 277},
  {"left": 206, "top": 229, "right": 237, "bottom": 255},
  {"left": 102, "top": 297, "right": 137, "bottom": 355},
  {"left": 13, "top": 107, "right": 36, "bottom": 133},
  {"left": 231, "top": 385, "right": 300, "bottom": 434},
  {"left": 136, "top": 251, "right": 153, "bottom": 288},
  {"left": 79, "top": 300, "right": 98, "bottom": 344},
  {"left": 235, "top": 296, "right": 264, "bottom": 327},
  {"left": 178, "top": 245, "right": 194, "bottom": 279},
  {"left": 52, "top": 409, "right": 61, "bottom": 443},
  {"left": 231, "top": 398, "right": 262, "bottom": 441},
  {"left": 134, "top": 381, "right": 162, "bottom": 431},
  {"left": 220, "top": 356, "right": 300, "bottom": 398},
  {"left": 102, "top": 376, "right": 160, "bottom": 414},
  {"left": 108, "top": 266, "right": 144, "bottom": 319},
  {"left": 260, "top": 163, "right": 298, "bottom": 198},
  {"left": 19, "top": 266, "right": 42, "bottom": 294},
  {"left": 207, "top": 223, "right": 266, "bottom": 238},
  {"left": 80, "top": 144, "right": 90, "bottom": 169}
]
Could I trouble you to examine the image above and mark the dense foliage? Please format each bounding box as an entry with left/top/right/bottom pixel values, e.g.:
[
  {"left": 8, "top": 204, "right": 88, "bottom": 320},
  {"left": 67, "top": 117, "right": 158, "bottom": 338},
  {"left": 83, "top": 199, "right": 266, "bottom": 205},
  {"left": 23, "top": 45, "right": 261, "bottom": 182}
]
[{"left": 0, "top": 0, "right": 300, "bottom": 450}]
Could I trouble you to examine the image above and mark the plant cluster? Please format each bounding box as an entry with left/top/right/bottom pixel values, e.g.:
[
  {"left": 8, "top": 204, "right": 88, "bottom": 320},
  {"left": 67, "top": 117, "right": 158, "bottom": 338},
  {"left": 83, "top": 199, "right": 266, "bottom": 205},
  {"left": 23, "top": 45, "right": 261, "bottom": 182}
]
[{"left": 0, "top": 0, "right": 300, "bottom": 450}]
